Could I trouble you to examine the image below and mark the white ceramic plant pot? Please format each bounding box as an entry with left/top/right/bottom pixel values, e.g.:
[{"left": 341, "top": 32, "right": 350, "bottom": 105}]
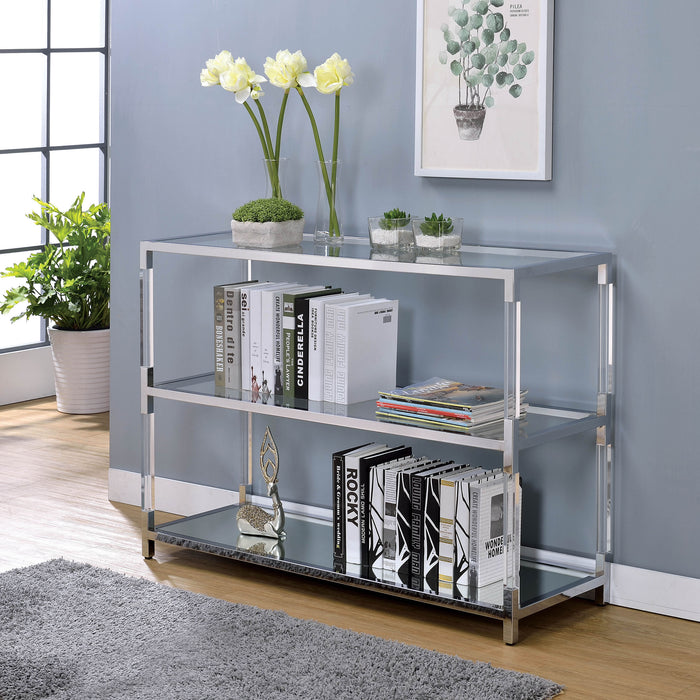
[
  {"left": 231, "top": 218, "right": 304, "bottom": 248},
  {"left": 48, "top": 327, "right": 110, "bottom": 414}
]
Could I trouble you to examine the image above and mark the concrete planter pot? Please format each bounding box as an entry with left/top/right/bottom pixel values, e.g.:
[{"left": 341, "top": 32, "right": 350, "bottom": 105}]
[
  {"left": 453, "top": 105, "right": 487, "bottom": 141},
  {"left": 48, "top": 327, "right": 110, "bottom": 414},
  {"left": 231, "top": 218, "right": 304, "bottom": 248}
]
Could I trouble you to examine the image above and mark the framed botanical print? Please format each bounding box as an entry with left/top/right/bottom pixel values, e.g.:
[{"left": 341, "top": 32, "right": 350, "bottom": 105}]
[{"left": 415, "top": 0, "right": 554, "bottom": 180}]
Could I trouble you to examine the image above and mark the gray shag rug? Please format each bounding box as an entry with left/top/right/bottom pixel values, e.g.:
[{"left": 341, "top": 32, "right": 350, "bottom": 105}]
[{"left": 0, "top": 559, "right": 563, "bottom": 700}]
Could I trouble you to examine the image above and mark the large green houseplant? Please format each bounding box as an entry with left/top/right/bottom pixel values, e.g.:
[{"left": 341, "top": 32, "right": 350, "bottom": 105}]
[{"left": 1, "top": 193, "right": 111, "bottom": 414}]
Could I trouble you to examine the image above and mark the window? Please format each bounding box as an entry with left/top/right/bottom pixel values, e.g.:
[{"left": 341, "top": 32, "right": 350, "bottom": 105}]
[{"left": 0, "top": 0, "right": 109, "bottom": 352}]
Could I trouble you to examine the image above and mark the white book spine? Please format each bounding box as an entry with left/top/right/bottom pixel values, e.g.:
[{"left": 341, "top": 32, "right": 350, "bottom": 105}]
[
  {"left": 469, "top": 473, "right": 506, "bottom": 588},
  {"left": 249, "top": 287, "right": 264, "bottom": 393},
  {"left": 438, "top": 477, "right": 459, "bottom": 595},
  {"left": 223, "top": 286, "right": 241, "bottom": 389},
  {"left": 334, "top": 305, "right": 349, "bottom": 404},
  {"left": 240, "top": 287, "right": 252, "bottom": 391},
  {"left": 308, "top": 299, "right": 323, "bottom": 402},
  {"left": 323, "top": 304, "right": 338, "bottom": 403},
  {"left": 369, "top": 465, "right": 385, "bottom": 577}
]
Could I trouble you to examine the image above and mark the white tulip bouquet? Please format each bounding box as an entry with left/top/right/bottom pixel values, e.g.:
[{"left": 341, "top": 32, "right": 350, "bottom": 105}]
[{"left": 201, "top": 48, "right": 354, "bottom": 237}]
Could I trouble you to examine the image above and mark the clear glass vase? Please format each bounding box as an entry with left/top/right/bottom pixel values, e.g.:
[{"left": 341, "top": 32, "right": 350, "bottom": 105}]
[
  {"left": 315, "top": 159, "right": 343, "bottom": 243},
  {"left": 263, "top": 157, "right": 288, "bottom": 199}
]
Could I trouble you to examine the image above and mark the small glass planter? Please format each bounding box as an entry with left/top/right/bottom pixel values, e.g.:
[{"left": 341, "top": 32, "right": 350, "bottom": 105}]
[
  {"left": 368, "top": 216, "right": 415, "bottom": 250},
  {"left": 412, "top": 217, "right": 463, "bottom": 254}
]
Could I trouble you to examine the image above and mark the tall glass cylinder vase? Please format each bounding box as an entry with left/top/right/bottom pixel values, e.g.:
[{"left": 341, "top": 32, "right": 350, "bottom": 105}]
[
  {"left": 263, "top": 157, "right": 288, "bottom": 199},
  {"left": 315, "top": 159, "right": 343, "bottom": 244}
]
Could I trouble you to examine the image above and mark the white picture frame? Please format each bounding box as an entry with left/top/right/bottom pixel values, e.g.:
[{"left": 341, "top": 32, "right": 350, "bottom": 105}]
[{"left": 415, "top": 0, "right": 554, "bottom": 180}]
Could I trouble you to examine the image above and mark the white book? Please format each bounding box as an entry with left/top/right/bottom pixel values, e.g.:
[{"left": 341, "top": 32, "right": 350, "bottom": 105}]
[
  {"left": 343, "top": 443, "right": 388, "bottom": 566},
  {"left": 467, "top": 470, "right": 513, "bottom": 588},
  {"left": 368, "top": 455, "right": 418, "bottom": 580},
  {"left": 249, "top": 283, "right": 289, "bottom": 398},
  {"left": 261, "top": 283, "right": 304, "bottom": 398},
  {"left": 381, "top": 457, "right": 437, "bottom": 578},
  {"left": 334, "top": 298, "right": 399, "bottom": 405},
  {"left": 436, "top": 466, "right": 487, "bottom": 596},
  {"left": 308, "top": 293, "right": 366, "bottom": 402},
  {"left": 239, "top": 282, "right": 272, "bottom": 392}
]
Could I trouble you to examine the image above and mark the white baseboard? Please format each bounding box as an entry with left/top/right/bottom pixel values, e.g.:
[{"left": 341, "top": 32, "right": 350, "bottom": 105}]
[
  {"left": 609, "top": 564, "right": 700, "bottom": 622},
  {"left": 0, "top": 346, "right": 55, "bottom": 406},
  {"left": 108, "top": 467, "right": 700, "bottom": 622}
]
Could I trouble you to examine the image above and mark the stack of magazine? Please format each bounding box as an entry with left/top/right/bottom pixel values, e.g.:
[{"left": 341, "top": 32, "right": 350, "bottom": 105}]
[{"left": 376, "top": 377, "right": 528, "bottom": 435}]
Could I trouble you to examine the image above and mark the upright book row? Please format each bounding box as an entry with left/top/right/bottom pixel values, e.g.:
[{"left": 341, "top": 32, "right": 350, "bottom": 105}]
[
  {"left": 214, "top": 281, "right": 399, "bottom": 405},
  {"left": 332, "top": 443, "right": 518, "bottom": 599}
]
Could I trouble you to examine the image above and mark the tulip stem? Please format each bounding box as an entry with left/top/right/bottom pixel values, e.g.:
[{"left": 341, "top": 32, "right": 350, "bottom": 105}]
[
  {"left": 274, "top": 90, "right": 290, "bottom": 163},
  {"left": 255, "top": 100, "right": 282, "bottom": 198}
]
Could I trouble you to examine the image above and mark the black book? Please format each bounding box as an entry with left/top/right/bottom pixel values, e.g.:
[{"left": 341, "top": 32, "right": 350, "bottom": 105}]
[
  {"left": 331, "top": 442, "right": 372, "bottom": 563},
  {"left": 358, "top": 445, "right": 412, "bottom": 575}
]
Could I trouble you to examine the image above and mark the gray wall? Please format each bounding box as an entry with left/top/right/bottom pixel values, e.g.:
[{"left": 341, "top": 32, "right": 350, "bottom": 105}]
[{"left": 111, "top": 1, "right": 700, "bottom": 579}]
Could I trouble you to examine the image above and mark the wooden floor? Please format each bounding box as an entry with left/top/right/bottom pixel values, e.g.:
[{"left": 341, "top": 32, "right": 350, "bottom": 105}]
[{"left": 1, "top": 398, "right": 698, "bottom": 698}]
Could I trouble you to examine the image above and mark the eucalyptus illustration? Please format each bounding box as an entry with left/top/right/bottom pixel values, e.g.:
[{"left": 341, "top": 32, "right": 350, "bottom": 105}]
[{"left": 439, "top": 0, "right": 535, "bottom": 140}]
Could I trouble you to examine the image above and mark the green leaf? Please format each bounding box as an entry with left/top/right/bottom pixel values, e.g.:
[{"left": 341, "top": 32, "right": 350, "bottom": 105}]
[
  {"left": 505, "top": 72, "right": 514, "bottom": 85},
  {"left": 473, "top": 0, "right": 488, "bottom": 15},
  {"left": 507, "top": 39, "right": 518, "bottom": 53},
  {"left": 440, "top": 22, "right": 449, "bottom": 32},
  {"left": 471, "top": 52, "right": 486, "bottom": 69},
  {"left": 481, "top": 73, "right": 494, "bottom": 87},
  {"left": 483, "top": 45, "right": 498, "bottom": 64},
  {"left": 447, "top": 40, "right": 461, "bottom": 55},
  {"left": 466, "top": 72, "right": 482, "bottom": 87},
  {"left": 484, "top": 95, "right": 495, "bottom": 107},
  {"left": 522, "top": 50, "right": 535, "bottom": 65},
  {"left": 450, "top": 60, "right": 463, "bottom": 76},
  {"left": 486, "top": 12, "right": 504, "bottom": 32},
  {"left": 490, "top": 0, "right": 504, "bottom": 6},
  {"left": 518, "top": 42, "right": 527, "bottom": 54},
  {"left": 509, "top": 52, "right": 519, "bottom": 65},
  {"left": 481, "top": 28, "right": 494, "bottom": 45},
  {"left": 497, "top": 53, "right": 508, "bottom": 66},
  {"left": 488, "top": 63, "right": 499, "bottom": 75},
  {"left": 500, "top": 28, "right": 510, "bottom": 41},
  {"left": 509, "top": 83, "right": 522, "bottom": 97},
  {"left": 463, "top": 40, "right": 477, "bottom": 54},
  {"left": 467, "top": 13, "right": 483, "bottom": 29},
  {"left": 513, "top": 63, "right": 527, "bottom": 79},
  {"left": 439, "top": 50, "right": 448, "bottom": 64},
  {"left": 496, "top": 71, "right": 508, "bottom": 86},
  {"left": 444, "top": 29, "right": 454, "bottom": 42},
  {"left": 453, "top": 9, "right": 469, "bottom": 26}
]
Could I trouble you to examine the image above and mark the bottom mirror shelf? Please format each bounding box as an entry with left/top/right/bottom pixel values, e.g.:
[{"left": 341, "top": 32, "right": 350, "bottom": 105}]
[{"left": 153, "top": 505, "right": 596, "bottom": 617}]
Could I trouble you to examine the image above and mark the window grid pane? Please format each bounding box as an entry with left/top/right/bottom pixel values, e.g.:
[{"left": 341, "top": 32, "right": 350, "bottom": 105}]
[{"left": 0, "top": 1, "right": 108, "bottom": 354}]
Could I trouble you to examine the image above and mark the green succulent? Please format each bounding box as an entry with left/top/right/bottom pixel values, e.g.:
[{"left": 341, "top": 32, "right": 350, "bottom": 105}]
[
  {"left": 379, "top": 208, "right": 411, "bottom": 230},
  {"left": 232, "top": 198, "right": 303, "bottom": 223},
  {"left": 420, "top": 213, "right": 454, "bottom": 237}
]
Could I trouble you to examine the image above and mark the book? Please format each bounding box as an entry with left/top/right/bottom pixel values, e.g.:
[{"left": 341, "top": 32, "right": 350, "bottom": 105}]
[
  {"left": 422, "top": 463, "right": 475, "bottom": 595},
  {"left": 308, "top": 293, "right": 368, "bottom": 402},
  {"left": 368, "top": 455, "right": 417, "bottom": 580},
  {"left": 323, "top": 297, "right": 374, "bottom": 403},
  {"left": 250, "top": 283, "right": 290, "bottom": 401},
  {"left": 408, "top": 461, "right": 462, "bottom": 590},
  {"left": 282, "top": 287, "right": 338, "bottom": 406},
  {"left": 436, "top": 466, "right": 488, "bottom": 596},
  {"left": 295, "top": 287, "right": 342, "bottom": 403},
  {"left": 335, "top": 298, "right": 399, "bottom": 405},
  {"left": 467, "top": 470, "right": 515, "bottom": 588},
  {"left": 260, "top": 283, "right": 303, "bottom": 400},
  {"left": 342, "top": 443, "right": 388, "bottom": 569},
  {"left": 213, "top": 285, "right": 226, "bottom": 386},
  {"left": 380, "top": 457, "right": 436, "bottom": 579},
  {"left": 357, "top": 445, "right": 412, "bottom": 574},
  {"left": 240, "top": 282, "right": 273, "bottom": 392},
  {"left": 214, "top": 281, "right": 258, "bottom": 389},
  {"left": 332, "top": 442, "right": 372, "bottom": 564},
  {"left": 395, "top": 460, "right": 452, "bottom": 587}
]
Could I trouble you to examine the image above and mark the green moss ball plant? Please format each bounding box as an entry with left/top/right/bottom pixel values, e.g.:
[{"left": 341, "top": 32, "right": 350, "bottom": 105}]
[{"left": 230, "top": 198, "right": 305, "bottom": 249}]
